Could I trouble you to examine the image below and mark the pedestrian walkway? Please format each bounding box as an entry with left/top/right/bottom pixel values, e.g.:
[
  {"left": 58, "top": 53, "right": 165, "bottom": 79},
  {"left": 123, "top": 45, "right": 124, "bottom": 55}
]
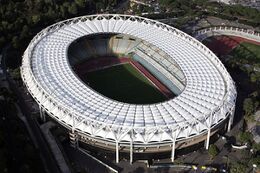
[{"left": 41, "top": 121, "right": 71, "bottom": 173}]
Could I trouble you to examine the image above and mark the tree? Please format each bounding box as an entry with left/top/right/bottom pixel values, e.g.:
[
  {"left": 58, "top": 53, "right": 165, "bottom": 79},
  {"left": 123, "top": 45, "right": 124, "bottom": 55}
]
[
  {"left": 60, "top": 4, "right": 68, "bottom": 18},
  {"left": 10, "top": 68, "right": 21, "bottom": 81},
  {"left": 68, "top": 3, "right": 78, "bottom": 15},
  {"left": 239, "top": 131, "right": 253, "bottom": 143},
  {"left": 230, "top": 162, "right": 247, "bottom": 173},
  {"left": 11, "top": 36, "right": 19, "bottom": 49},
  {"left": 0, "top": 148, "right": 8, "bottom": 173},
  {"left": 1, "top": 21, "right": 9, "bottom": 30},
  {"left": 96, "top": 2, "right": 105, "bottom": 12},
  {"left": 208, "top": 144, "right": 219, "bottom": 159},
  {"left": 20, "top": 25, "right": 30, "bottom": 40},
  {"left": 252, "top": 143, "right": 260, "bottom": 152},
  {"left": 0, "top": 36, "right": 5, "bottom": 48},
  {"left": 243, "top": 98, "right": 254, "bottom": 116},
  {"left": 250, "top": 72, "right": 260, "bottom": 83},
  {"left": 31, "top": 15, "right": 41, "bottom": 25},
  {"left": 75, "top": 0, "right": 87, "bottom": 8},
  {"left": 250, "top": 156, "right": 260, "bottom": 167}
]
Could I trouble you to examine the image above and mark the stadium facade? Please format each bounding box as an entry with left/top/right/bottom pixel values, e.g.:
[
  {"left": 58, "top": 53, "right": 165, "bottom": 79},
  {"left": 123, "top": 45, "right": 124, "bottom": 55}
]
[{"left": 21, "top": 14, "right": 237, "bottom": 163}]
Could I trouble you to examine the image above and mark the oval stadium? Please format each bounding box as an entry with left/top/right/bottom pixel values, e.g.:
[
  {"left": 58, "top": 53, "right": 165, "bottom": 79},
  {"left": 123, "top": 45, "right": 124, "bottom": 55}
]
[{"left": 20, "top": 14, "right": 237, "bottom": 163}]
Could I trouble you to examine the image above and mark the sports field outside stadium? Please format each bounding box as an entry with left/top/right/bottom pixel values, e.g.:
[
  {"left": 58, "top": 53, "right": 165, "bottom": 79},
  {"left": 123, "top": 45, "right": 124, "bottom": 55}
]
[
  {"left": 231, "top": 42, "right": 260, "bottom": 63},
  {"left": 83, "top": 62, "right": 168, "bottom": 104},
  {"left": 203, "top": 36, "right": 260, "bottom": 58}
]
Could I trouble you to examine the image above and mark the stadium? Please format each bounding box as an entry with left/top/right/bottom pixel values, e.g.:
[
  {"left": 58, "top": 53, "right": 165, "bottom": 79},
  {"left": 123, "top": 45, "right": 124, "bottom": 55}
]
[{"left": 20, "top": 14, "right": 237, "bottom": 163}]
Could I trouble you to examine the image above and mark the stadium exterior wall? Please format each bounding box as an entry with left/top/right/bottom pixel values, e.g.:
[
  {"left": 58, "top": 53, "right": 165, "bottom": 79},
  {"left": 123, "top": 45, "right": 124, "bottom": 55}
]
[{"left": 194, "top": 26, "right": 260, "bottom": 42}]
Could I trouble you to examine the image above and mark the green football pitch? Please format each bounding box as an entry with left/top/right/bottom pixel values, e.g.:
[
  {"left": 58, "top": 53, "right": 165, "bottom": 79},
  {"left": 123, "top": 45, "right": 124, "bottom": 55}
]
[
  {"left": 83, "top": 63, "right": 167, "bottom": 104},
  {"left": 230, "top": 42, "right": 260, "bottom": 63}
]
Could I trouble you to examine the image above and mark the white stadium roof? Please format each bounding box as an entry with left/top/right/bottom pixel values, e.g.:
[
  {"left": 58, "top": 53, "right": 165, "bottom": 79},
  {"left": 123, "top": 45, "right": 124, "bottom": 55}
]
[{"left": 21, "top": 14, "right": 236, "bottom": 144}]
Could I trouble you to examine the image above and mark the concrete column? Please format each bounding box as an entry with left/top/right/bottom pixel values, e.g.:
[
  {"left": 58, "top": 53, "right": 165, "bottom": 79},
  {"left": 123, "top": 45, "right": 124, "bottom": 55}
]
[
  {"left": 205, "top": 112, "right": 212, "bottom": 150},
  {"left": 43, "top": 111, "right": 46, "bottom": 122},
  {"left": 75, "top": 133, "right": 78, "bottom": 148},
  {"left": 72, "top": 115, "right": 75, "bottom": 133},
  {"left": 69, "top": 131, "right": 78, "bottom": 148},
  {"left": 171, "top": 139, "right": 176, "bottom": 162},
  {"left": 130, "top": 130, "right": 133, "bottom": 164},
  {"left": 69, "top": 115, "right": 78, "bottom": 148},
  {"left": 205, "top": 128, "right": 211, "bottom": 150},
  {"left": 39, "top": 106, "right": 46, "bottom": 122},
  {"left": 39, "top": 106, "right": 42, "bottom": 119},
  {"left": 130, "top": 139, "right": 133, "bottom": 164},
  {"left": 171, "top": 132, "right": 177, "bottom": 162},
  {"left": 227, "top": 117, "right": 232, "bottom": 132},
  {"left": 116, "top": 141, "right": 119, "bottom": 163},
  {"left": 227, "top": 107, "right": 235, "bottom": 132}
]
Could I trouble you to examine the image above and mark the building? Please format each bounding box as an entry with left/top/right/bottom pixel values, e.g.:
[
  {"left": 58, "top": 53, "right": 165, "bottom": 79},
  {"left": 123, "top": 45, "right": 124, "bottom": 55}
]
[
  {"left": 210, "top": 0, "right": 232, "bottom": 5},
  {"left": 20, "top": 14, "right": 237, "bottom": 163},
  {"left": 211, "top": 0, "right": 260, "bottom": 10}
]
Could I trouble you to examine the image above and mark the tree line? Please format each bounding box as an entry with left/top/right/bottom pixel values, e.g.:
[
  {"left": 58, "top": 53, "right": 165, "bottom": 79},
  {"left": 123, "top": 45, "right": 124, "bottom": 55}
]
[
  {"left": 159, "top": 0, "right": 260, "bottom": 27},
  {"left": 0, "top": 0, "right": 123, "bottom": 68}
]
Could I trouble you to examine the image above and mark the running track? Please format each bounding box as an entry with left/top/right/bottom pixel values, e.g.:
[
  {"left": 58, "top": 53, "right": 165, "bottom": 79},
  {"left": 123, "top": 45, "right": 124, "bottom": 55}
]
[
  {"left": 205, "top": 36, "right": 260, "bottom": 55},
  {"left": 130, "top": 61, "right": 174, "bottom": 99}
]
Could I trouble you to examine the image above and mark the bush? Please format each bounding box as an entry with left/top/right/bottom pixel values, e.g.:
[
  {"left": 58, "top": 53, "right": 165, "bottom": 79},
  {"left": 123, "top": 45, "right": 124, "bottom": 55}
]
[
  {"left": 230, "top": 162, "right": 247, "bottom": 173},
  {"left": 250, "top": 156, "right": 260, "bottom": 167},
  {"left": 239, "top": 131, "right": 253, "bottom": 143},
  {"left": 31, "top": 15, "right": 41, "bottom": 25},
  {"left": 208, "top": 144, "right": 219, "bottom": 159},
  {"left": 10, "top": 68, "right": 21, "bottom": 81},
  {"left": 243, "top": 98, "right": 254, "bottom": 116},
  {"left": 252, "top": 143, "right": 260, "bottom": 152}
]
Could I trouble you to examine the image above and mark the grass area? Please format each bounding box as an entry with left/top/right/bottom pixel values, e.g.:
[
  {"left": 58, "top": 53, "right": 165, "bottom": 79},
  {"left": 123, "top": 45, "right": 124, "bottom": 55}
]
[
  {"left": 230, "top": 42, "right": 260, "bottom": 63},
  {"left": 83, "top": 63, "right": 167, "bottom": 104}
]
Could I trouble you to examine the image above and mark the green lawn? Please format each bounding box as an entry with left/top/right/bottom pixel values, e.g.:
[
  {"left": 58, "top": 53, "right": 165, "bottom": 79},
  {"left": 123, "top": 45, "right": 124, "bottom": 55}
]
[
  {"left": 84, "top": 63, "right": 167, "bottom": 104},
  {"left": 230, "top": 42, "right": 260, "bottom": 63}
]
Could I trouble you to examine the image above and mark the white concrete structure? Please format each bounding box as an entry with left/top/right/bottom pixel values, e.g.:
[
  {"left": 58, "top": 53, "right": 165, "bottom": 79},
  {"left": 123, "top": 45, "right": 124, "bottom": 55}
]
[
  {"left": 21, "top": 14, "right": 236, "bottom": 163},
  {"left": 194, "top": 26, "right": 260, "bottom": 42},
  {"left": 210, "top": 0, "right": 231, "bottom": 5}
]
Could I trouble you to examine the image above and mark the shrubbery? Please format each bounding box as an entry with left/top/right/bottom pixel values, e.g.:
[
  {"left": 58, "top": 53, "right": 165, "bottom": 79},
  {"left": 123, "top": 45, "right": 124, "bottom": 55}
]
[{"left": 208, "top": 144, "right": 219, "bottom": 159}]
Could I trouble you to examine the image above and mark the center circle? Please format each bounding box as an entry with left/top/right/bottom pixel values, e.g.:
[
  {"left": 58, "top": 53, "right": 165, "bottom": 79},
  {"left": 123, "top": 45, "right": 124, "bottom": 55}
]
[{"left": 68, "top": 33, "right": 186, "bottom": 104}]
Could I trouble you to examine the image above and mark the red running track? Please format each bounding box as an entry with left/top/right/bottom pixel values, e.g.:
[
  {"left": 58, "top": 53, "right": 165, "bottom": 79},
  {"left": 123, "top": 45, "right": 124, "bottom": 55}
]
[
  {"left": 205, "top": 35, "right": 260, "bottom": 56},
  {"left": 130, "top": 61, "right": 174, "bottom": 99},
  {"left": 74, "top": 57, "right": 174, "bottom": 99}
]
